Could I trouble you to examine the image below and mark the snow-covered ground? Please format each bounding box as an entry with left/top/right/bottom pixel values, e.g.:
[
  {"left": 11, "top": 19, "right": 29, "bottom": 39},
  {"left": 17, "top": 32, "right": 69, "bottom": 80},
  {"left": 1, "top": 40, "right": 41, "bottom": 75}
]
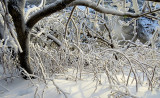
[{"left": 1, "top": 68, "right": 160, "bottom": 98}]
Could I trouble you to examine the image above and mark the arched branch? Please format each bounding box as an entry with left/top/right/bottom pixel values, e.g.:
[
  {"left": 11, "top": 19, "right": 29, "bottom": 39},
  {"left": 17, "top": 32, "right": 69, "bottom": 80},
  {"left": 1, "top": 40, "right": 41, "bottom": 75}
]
[
  {"left": 69, "top": 0, "right": 139, "bottom": 17},
  {"left": 69, "top": 0, "right": 160, "bottom": 20},
  {"left": 26, "top": 0, "right": 160, "bottom": 31},
  {"left": 26, "top": 0, "right": 76, "bottom": 29},
  {"left": 26, "top": 0, "right": 139, "bottom": 30}
]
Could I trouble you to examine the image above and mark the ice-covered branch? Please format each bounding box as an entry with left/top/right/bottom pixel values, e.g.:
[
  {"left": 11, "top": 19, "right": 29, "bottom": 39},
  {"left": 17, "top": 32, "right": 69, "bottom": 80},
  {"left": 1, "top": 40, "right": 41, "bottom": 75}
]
[
  {"left": 26, "top": 0, "right": 76, "bottom": 29},
  {"left": 47, "top": 34, "right": 62, "bottom": 47},
  {"left": 26, "top": 0, "right": 160, "bottom": 30},
  {"left": 69, "top": 0, "right": 160, "bottom": 18},
  {"left": 69, "top": 0, "right": 139, "bottom": 18}
]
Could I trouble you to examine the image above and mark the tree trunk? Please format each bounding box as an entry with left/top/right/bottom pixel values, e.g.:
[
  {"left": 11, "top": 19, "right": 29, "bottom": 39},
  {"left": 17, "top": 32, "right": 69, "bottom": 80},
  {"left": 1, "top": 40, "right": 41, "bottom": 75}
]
[
  {"left": 18, "top": 31, "right": 33, "bottom": 74},
  {"left": 0, "top": 20, "right": 4, "bottom": 39},
  {"left": 7, "top": 0, "right": 75, "bottom": 78},
  {"left": 8, "top": 0, "right": 33, "bottom": 76}
]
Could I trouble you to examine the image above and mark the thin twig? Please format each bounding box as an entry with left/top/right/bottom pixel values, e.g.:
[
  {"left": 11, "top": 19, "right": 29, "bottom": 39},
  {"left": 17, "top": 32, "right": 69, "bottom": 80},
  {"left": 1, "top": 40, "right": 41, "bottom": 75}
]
[{"left": 65, "top": 6, "right": 76, "bottom": 39}]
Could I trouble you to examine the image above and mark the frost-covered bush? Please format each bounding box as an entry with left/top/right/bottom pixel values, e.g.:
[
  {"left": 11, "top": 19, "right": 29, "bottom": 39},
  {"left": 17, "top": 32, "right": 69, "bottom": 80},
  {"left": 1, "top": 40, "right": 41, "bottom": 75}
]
[{"left": 27, "top": 2, "right": 160, "bottom": 94}]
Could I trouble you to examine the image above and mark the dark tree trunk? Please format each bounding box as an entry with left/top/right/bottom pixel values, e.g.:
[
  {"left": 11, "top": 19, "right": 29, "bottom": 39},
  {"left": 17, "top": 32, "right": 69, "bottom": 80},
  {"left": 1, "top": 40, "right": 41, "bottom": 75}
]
[
  {"left": 18, "top": 31, "right": 33, "bottom": 74},
  {"left": 8, "top": 0, "right": 33, "bottom": 76},
  {"left": 0, "top": 21, "right": 4, "bottom": 39},
  {"left": 7, "top": 0, "right": 76, "bottom": 79},
  {"left": 7, "top": 0, "right": 75, "bottom": 78}
]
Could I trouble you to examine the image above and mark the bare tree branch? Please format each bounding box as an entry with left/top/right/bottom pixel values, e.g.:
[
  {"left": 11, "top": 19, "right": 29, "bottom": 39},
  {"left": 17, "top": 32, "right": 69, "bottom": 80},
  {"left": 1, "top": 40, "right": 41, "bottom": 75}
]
[
  {"left": 69, "top": 0, "right": 160, "bottom": 20},
  {"left": 65, "top": 6, "right": 76, "bottom": 39},
  {"left": 26, "top": 0, "right": 76, "bottom": 29},
  {"left": 47, "top": 34, "right": 62, "bottom": 47},
  {"left": 69, "top": 0, "right": 139, "bottom": 18},
  {"left": 26, "top": 0, "right": 160, "bottom": 30}
]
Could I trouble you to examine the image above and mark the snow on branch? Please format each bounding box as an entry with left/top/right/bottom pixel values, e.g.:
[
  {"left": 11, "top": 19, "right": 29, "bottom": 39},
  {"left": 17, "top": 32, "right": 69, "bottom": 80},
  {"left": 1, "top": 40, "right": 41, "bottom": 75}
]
[
  {"left": 47, "top": 34, "right": 62, "bottom": 47},
  {"left": 69, "top": 0, "right": 139, "bottom": 17},
  {"left": 26, "top": 0, "right": 76, "bottom": 29},
  {"left": 26, "top": 0, "right": 160, "bottom": 30}
]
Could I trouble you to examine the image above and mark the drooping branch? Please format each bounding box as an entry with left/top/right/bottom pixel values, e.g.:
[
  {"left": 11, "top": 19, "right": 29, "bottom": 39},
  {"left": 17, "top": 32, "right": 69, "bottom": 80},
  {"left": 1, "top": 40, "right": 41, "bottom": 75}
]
[
  {"left": 26, "top": 0, "right": 160, "bottom": 30},
  {"left": 69, "top": 0, "right": 160, "bottom": 19},
  {"left": 69, "top": 0, "right": 139, "bottom": 18},
  {"left": 26, "top": 0, "right": 76, "bottom": 29},
  {"left": 26, "top": 0, "right": 139, "bottom": 30}
]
